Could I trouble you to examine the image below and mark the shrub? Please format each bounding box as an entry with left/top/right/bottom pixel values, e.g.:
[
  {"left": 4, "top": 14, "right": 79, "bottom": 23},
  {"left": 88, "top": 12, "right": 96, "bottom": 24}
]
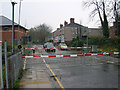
[
  {"left": 71, "top": 37, "right": 84, "bottom": 47},
  {"left": 88, "top": 36, "right": 120, "bottom": 51},
  {"left": 13, "top": 69, "right": 23, "bottom": 89},
  {"left": 2, "top": 41, "right": 12, "bottom": 52},
  {"left": 88, "top": 36, "right": 120, "bottom": 45}
]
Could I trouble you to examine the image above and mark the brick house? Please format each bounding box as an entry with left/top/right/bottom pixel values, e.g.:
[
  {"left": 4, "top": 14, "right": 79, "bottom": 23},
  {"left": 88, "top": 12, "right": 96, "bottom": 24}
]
[
  {"left": 0, "top": 16, "right": 28, "bottom": 43},
  {"left": 52, "top": 18, "right": 103, "bottom": 44},
  {"left": 109, "top": 26, "right": 117, "bottom": 37},
  {"left": 52, "top": 18, "right": 88, "bottom": 43},
  {"left": 109, "top": 21, "right": 120, "bottom": 37},
  {"left": 88, "top": 28, "right": 103, "bottom": 37}
]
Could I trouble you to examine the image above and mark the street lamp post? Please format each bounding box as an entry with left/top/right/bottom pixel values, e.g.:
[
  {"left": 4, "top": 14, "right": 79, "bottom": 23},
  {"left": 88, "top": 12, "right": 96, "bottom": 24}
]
[
  {"left": 18, "top": 0, "right": 23, "bottom": 45},
  {"left": 11, "top": 0, "right": 17, "bottom": 54}
]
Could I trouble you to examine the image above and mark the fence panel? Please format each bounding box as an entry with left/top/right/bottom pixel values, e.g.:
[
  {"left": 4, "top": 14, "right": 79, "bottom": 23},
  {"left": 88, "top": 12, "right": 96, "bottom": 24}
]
[{"left": 8, "top": 52, "right": 23, "bottom": 88}]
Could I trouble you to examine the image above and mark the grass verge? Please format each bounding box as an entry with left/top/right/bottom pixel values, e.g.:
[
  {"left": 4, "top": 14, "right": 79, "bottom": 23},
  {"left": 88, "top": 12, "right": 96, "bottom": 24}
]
[{"left": 13, "top": 69, "right": 24, "bottom": 89}]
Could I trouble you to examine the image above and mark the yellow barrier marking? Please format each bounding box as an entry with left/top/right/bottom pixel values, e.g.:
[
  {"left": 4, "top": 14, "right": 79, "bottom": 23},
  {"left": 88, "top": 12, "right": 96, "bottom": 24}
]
[
  {"left": 46, "top": 64, "right": 65, "bottom": 90},
  {"left": 20, "top": 81, "right": 50, "bottom": 85}
]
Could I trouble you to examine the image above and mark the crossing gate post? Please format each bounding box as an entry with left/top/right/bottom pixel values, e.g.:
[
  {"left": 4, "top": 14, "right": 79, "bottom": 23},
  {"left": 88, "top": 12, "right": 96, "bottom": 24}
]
[
  {"left": 92, "top": 45, "right": 97, "bottom": 53},
  {"left": 0, "top": 41, "right": 4, "bottom": 89}
]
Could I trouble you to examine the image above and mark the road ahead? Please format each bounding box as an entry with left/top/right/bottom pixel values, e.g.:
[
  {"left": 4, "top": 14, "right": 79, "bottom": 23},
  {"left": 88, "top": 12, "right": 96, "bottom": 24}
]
[{"left": 24, "top": 45, "right": 119, "bottom": 88}]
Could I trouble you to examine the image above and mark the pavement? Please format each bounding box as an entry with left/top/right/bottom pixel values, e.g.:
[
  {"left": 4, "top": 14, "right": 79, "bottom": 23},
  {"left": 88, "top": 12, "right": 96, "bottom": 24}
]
[
  {"left": 19, "top": 46, "right": 54, "bottom": 88},
  {"left": 19, "top": 68, "right": 53, "bottom": 88}
]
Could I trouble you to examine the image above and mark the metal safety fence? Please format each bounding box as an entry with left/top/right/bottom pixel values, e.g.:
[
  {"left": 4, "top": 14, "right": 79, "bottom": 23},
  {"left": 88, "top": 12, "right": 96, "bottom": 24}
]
[
  {"left": 0, "top": 42, "right": 24, "bottom": 89},
  {"left": 7, "top": 52, "right": 23, "bottom": 88}
]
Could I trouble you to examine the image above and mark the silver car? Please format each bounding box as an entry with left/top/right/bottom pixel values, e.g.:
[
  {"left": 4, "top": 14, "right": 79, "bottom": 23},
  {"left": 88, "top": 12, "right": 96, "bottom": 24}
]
[{"left": 43, "top": 42, "right": 56, "bottom": 52}]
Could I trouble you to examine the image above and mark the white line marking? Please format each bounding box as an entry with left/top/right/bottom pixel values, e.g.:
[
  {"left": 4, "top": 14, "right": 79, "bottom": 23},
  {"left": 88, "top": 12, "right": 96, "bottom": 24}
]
[{"left": 23, "top": 59, "right": 26, "bottom": 70}]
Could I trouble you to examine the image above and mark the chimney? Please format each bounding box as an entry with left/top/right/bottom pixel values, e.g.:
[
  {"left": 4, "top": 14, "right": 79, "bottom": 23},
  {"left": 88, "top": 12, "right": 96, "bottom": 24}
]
[
  {"left": 64, "top": 21, "right": 68, "bottom": 26},
  {"left": 60, "top": 24, "right": 63, "bottom": 28},
  {"left": 70, "top": 18, "right": 75, "bottom": 23}
]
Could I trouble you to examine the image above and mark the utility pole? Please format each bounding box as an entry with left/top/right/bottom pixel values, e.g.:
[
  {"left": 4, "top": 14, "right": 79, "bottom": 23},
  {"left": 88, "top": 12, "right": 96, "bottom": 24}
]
[
  {"left": 18, "top": 0, "right": 22, "bottom": 45},
  {"left": 11, "top": 1, "right": 17, "bottom": 54}
]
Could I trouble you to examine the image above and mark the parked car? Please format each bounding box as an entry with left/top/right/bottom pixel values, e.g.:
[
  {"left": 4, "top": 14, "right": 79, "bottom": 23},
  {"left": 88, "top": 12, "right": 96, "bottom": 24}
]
[
  {"left": 43, "top": 42, "right": 49, "bottom": 48},
  {"left": 44, "top": 42, "right": 56, "bottom": 52},
  {"left": 58, "top": 43, "right": 68, "bottom": 50}
]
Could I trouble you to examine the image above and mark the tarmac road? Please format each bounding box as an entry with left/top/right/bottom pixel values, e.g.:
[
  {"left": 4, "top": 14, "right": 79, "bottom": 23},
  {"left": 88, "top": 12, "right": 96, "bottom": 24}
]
[{"left": 23, "top": 45, "right": 120, "bottom": 89}]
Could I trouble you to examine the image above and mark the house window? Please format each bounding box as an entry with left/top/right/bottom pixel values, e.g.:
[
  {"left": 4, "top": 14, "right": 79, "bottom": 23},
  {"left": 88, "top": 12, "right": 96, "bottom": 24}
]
[
  {"left": 84, "top": 29, "right": 86, "bottom": 33},
  {"left": 3, "top": 27, "right": 9, "bottom": 31},
  {"left": 89, "top": 31, "right": 92, "bottom": 35},
  {"left": 75, "top": 30, "right": 77, "bottom": 34}
]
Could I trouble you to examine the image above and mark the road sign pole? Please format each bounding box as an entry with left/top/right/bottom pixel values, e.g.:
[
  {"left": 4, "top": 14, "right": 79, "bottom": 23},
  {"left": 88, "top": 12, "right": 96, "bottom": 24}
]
[{"left": 0, "top": 41, "right": 4, "bottom": 89}]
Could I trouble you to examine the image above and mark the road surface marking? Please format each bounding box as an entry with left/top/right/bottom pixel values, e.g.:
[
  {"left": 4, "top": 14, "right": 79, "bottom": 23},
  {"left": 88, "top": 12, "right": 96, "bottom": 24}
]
[
  {"left": 20, "top": 81, "right": 50, "bottom": 85},
  {"left": 105, "top": 61, "right": 115, "bottom": 64},
  {"left": 41, "top": 52, "right": 64, "bottom": 89},
  {"left": 23, "top": 58, "right": 26, "bottom": 70},
  {"left": 94, "top": 57, "right": 99, "bottom": 60},
  {"left": 46, "top": 64, "right": 65, "bottom": 90}
]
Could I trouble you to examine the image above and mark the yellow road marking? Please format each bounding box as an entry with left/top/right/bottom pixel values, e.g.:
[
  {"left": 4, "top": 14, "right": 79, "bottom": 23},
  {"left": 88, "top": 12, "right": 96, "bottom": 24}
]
[
  {"left": 40, "top": 52, "right": 42, "bottom": 55},
  {"left": 41, "top": 53, "right": 64, "bottom": 89},
  {"left": 20, "top": 81, "right": 50, "bottom": 85},
  {"left": 46, "top": 64, "right": 65, "bottom": 90}
]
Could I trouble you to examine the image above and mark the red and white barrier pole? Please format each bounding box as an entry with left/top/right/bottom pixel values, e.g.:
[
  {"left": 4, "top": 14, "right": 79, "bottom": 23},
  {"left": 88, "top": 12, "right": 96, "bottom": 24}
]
[
  {"left": 25, "top": 47, "right": 91, "bottom": 50},
  {"left": 68, "top": 47, "right": 91, "bottom": 49},
  {"left": 22, "top": 52, "right": 120, "bottom": 58}
]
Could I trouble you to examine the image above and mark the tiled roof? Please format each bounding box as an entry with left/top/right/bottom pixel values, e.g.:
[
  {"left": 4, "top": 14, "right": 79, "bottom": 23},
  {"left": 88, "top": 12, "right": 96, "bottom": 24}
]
[
  {"left": 65, "top": 22, "right": 82, "bottom": 27},
  {"left": 0, "top": 16, "right": 18, "bottom": 26},
  {"left": 0, "top": 16, "right": 27, "bottom": 30}
]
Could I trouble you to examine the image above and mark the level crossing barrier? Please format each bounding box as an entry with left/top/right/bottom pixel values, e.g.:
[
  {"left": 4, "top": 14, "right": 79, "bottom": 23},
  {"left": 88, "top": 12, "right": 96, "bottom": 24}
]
[
  {"left": 22, "top": 52, "right": 120, "bottom": 58},
  {"left": 25, "top": 47, "right": 91, "bottom": 50}
]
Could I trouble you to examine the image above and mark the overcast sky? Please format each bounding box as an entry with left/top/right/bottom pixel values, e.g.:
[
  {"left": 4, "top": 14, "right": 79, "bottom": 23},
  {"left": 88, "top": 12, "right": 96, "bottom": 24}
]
[{"left": 0, "top": 0, "right": 100, "bottom": 31}]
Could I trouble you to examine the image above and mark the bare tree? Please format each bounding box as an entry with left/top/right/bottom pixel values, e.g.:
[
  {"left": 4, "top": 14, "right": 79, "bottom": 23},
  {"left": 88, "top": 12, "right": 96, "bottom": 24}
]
[
  {"left": 102, "top": 0, "right": 109, "bottom": 38},
  {"left": 83, "top": 0, "right": 119, "bottom": 37},
  {"left": 113, "top": 0, "right": 120, "bottom": 36},
  {"left": 28, "top": 24, "right": 52, "bottom": 44},
  {"left": 83, "top": 0, "right": 103, "bottom": 25}
]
